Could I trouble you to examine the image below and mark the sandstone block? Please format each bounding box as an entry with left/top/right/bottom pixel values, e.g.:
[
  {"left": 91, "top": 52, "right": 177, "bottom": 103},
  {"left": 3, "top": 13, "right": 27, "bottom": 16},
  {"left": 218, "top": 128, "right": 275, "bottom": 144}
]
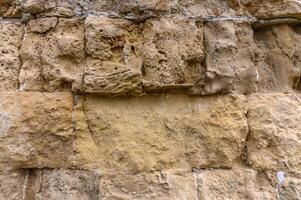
[
  {"left": 179, "top": 0, "right": 236, "bottom": 17},
  {"left": 19, "top": 18, "right": 85, "bottom": 92},
  {"left": 101, "top": 170, "right": 197, "bottom": 200},
  {"left": 200, "top": 20, "right": 257, "bottom": 95},
  {"left": 247, "top": 94, "right": 301, "bottom": 173},
  {"left": 0, "top": 92, "right": 73, "bottom": 170},
  {"left": 142, "top": 18, "right": 204, "bottom": 91},
  {"left": 254, "top": 24, "right": 301, "bottom": 93},
  {"left": 84, "top": 16, "right": 143, "bottom": 95},
  {"left": 77, "top": 94, "right": 248, "bottom": 172},
  {"left": 0, "top": 21, "right": 24, "bottom": 90},
  {"left": 229, "top": 0, "right": 301, "bottom": 19},
  {"left": 25, "top": 169, "right": 100, "bottom": 200},
  {"left": 0, "top": 170, "right": 27, "bottom": 200},
  {"left": 196, "top": 166, "right": 276, "bottom": 199}
]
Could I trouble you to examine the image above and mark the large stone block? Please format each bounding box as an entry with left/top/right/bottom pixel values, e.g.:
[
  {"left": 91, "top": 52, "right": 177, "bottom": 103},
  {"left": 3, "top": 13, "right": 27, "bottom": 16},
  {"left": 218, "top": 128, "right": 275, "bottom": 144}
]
[
  {"left": 142, "top": 18, "right": 204, "bottom": 91},
  {"left": 0, "top": 21, "right": 24, "bottom": 90},
  {"left": 196, "top": 166, "right": 276, "bottom": 199},
  {"left": 247, "top": 94, "right": 301, "bottom": 173},
  {"left": 254, "top": 24, "right": 301, "bottom": 93},
  {"left": 84, "top": 16, "right": 143, "bottom": 95},
  {"left": 0, "top": 92, "right": 74, "bottom": 170},
  {"left": 101, "top": 170, "right": 197, "bottom": 200},
  {"left": 77, "top": 94, "right": 248, "bottom": 172},
  {"left": 19, "top": 18, "right": 85, "bottom": 92},
  {"left": 24, "top": 169, "right": 100, "bottom": 200},
  {"left": 200, "top": 20, "right": 257, "bottom": 95}
]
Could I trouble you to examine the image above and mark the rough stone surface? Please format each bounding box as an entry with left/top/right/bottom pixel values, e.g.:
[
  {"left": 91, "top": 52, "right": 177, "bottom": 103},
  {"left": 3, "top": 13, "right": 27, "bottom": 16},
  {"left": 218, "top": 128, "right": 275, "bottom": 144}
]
[
  {"left": 196, "top": 165, "right": 276, "bottom": 199},
  {"left": 0, "top": 92, "right": 73, "bottom": 170},
  {"left": 25, "top": 169, "right": 100, "bottom": 200},
  {"left": 0, "top": 170, "right": 27, "bottom": 200},
  {"left": 247, "top": 94, "right": 301, "bottom": 173},
  {"left": 84, "top": 16, "right": 143, "bottom": 95},
  {"left": 1, "top": 0, "right": 301, "bottom": 199},
  {"left": 254, "top": 24, "right": 301, "bottom": 93},
  {"left": 101, "top": 170, "right": 197, "bottom": 200},
  {"left": 78, "top": 94, "right": 248, "bottom": 172},
  {"left": 0, "top": 21, "right": 24, "bottom": 90},
  {"left": 19, "top": 17, "right": 85, "bottom": 92},
  {"left": 142, "top": 18, "right": 204, "bottom": 91},
  {"left": 201, "top": 20, "right": 257, "bottom": 95}
]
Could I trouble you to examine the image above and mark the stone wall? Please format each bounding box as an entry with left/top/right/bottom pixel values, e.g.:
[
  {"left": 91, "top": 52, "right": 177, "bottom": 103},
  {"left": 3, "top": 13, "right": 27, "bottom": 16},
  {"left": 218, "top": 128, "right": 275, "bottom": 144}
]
[{"left": 1, "top": 0, "right": 301, "bottom": 199}]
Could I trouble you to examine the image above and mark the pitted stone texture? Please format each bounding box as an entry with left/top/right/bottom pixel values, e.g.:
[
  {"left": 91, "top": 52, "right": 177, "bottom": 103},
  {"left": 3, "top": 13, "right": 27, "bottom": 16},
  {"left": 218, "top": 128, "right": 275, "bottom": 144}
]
[
  {"left": 196, "top": 166, "right": 276, "bottom": 199},
  {"left": 229, "top": 0, "right": 301, "bottom": 19},
  {"left": 247, "top": 94, "right": 301, "bottom": 173},
  {"left": 25, "top": 169, "right": 100, "bottom": 200},
  {"left": 82, "top": 0, "right": 177, "bottom": 21},
  {"left": 101, "top": 170, "right": 197, "bottom": 200},
  {"left": 0, "top": 0, "right": 21, "bottom": 17},
  {"left": 19, "top": 18, "right": 85, "bottom": 92},
  {"left": 0, "top": 170, "right": 27, "bottom": 200},
  {"left": 254, "top": 24, "right": 301, "bottom": 93},
  {"left": 84, "top": 16, "right": 143, "bottom": 95},
  {"left": 200, "top": 20, "right": 257, "bottom": 95},
  {"left": 0, "top": 22, "right": 24, "bottom": 90},
  {"left": 21, "top": 0, "right": 82, "bottom": 16},
  {"left": 78, "top": 94, "right": 248, "bottom": 172},
  {"left": 179, "top": 0, "right": 236, "bottom": 17},
  {"left": 142, "top": 18, "right": 204, "bottom": 91},
  {"left": 0, "top": 92, "right": 73, "bottom": 170}
]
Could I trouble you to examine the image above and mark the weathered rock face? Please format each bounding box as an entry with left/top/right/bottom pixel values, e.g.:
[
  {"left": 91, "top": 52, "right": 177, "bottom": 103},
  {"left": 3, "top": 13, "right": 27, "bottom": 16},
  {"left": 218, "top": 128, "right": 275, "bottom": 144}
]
[
  {"left": 19, "top": 18, "right": 85, "bottom": 92},
  {"left": 247, "top": 94, "right": 301, "bottom": 173},
  {"left": 78, "top": 94, "right": 248, "bottom": 172},
  {"left": 0, "top": 92, "right": 74, "bottom": 170},
  {"left": 1, "top": 0, "right": 301, "bottom": 199}
]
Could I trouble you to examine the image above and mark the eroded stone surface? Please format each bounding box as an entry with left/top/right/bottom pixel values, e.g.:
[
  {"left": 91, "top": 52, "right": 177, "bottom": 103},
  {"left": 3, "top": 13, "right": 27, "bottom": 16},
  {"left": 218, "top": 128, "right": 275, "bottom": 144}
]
[
  {"left": 101, "top": 170, "right": 197, "bottom": 200},
  {"left": 0, "top": 170, "right": 27, "bottom": 200},
  {"left": 20, "top": 17, "right": 85, "bottom": 92},
  {"left": 142, "top": 18, "right": 204, "bottom": 91},
  {"left": 84, "top": 16, "right": 143, "bottom": 95},
  {"left": 196, "top": 165, "right": 276, "bottom": 199},
  {"left": 0, "top": 21, "right": 24, "bottom": 90},
  {"left": 77, "top": 94, "right": 248, "bottom": 172},
  {"left": 0, "top": 92, "right": 73, "bottom": 170},
  {"left": 254, "top": 24, "right": 301, "bottom": 93},
  {"left": 200, "top": 20, "right": 257, "bottom": 95},
  {"left": 229, "top": 0, "right": 301, "bottom": 19},
  {"left": 247, "top": 94, "right": 301, "bottom": 173},
  {"left": 25, "top": 169, "right": 100, "bottom": 200}
]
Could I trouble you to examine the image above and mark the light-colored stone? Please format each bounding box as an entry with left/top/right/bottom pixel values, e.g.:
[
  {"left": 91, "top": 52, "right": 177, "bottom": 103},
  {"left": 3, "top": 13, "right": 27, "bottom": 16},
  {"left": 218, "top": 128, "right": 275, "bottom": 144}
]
[
  {"left": 19, "top": 18, "right": 85, "bottom": 92},
  {"left": 254, "top": 24, "right": 301, "bottom": 93},
  {"left": 229, "top": 0, "right": 301, "bottom": 19},
  {"left": 179, "top": 0, "right": 236, "bottom": 17},
  {"left": 101, "top": 170, "right": 197, "bottom": 200},
  {"left": 0, "top": 21, "right": 24, "bottom": 90},
  {"left": 27, "top": 17, "right": 58, "bottom": 33},
  {"left": 24, "top": 169, "right": 100, "bottom": 200},
  {"left": 0, "top": 170, "right": 27, "bottom": 200},
  {"left": 84, "top": 16, "right": 142, "bottom": 95},
  {"left": 77, "top": 94, "right": 248, "bottom": 172},
  {"left": 247, "top": 94, "right": 301, "bottom": 173},
  {"left": 200, "top": 20, "right": 257, "bottom": 95},
  {"left": 196, "top": 166, "right": 276, "bottom": 200},
  {"left": 142, "top": 18, "right": 204, "bottom": 91},
  {"left": 0, "top": 92, "right": 73, "bottom": 170}
]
